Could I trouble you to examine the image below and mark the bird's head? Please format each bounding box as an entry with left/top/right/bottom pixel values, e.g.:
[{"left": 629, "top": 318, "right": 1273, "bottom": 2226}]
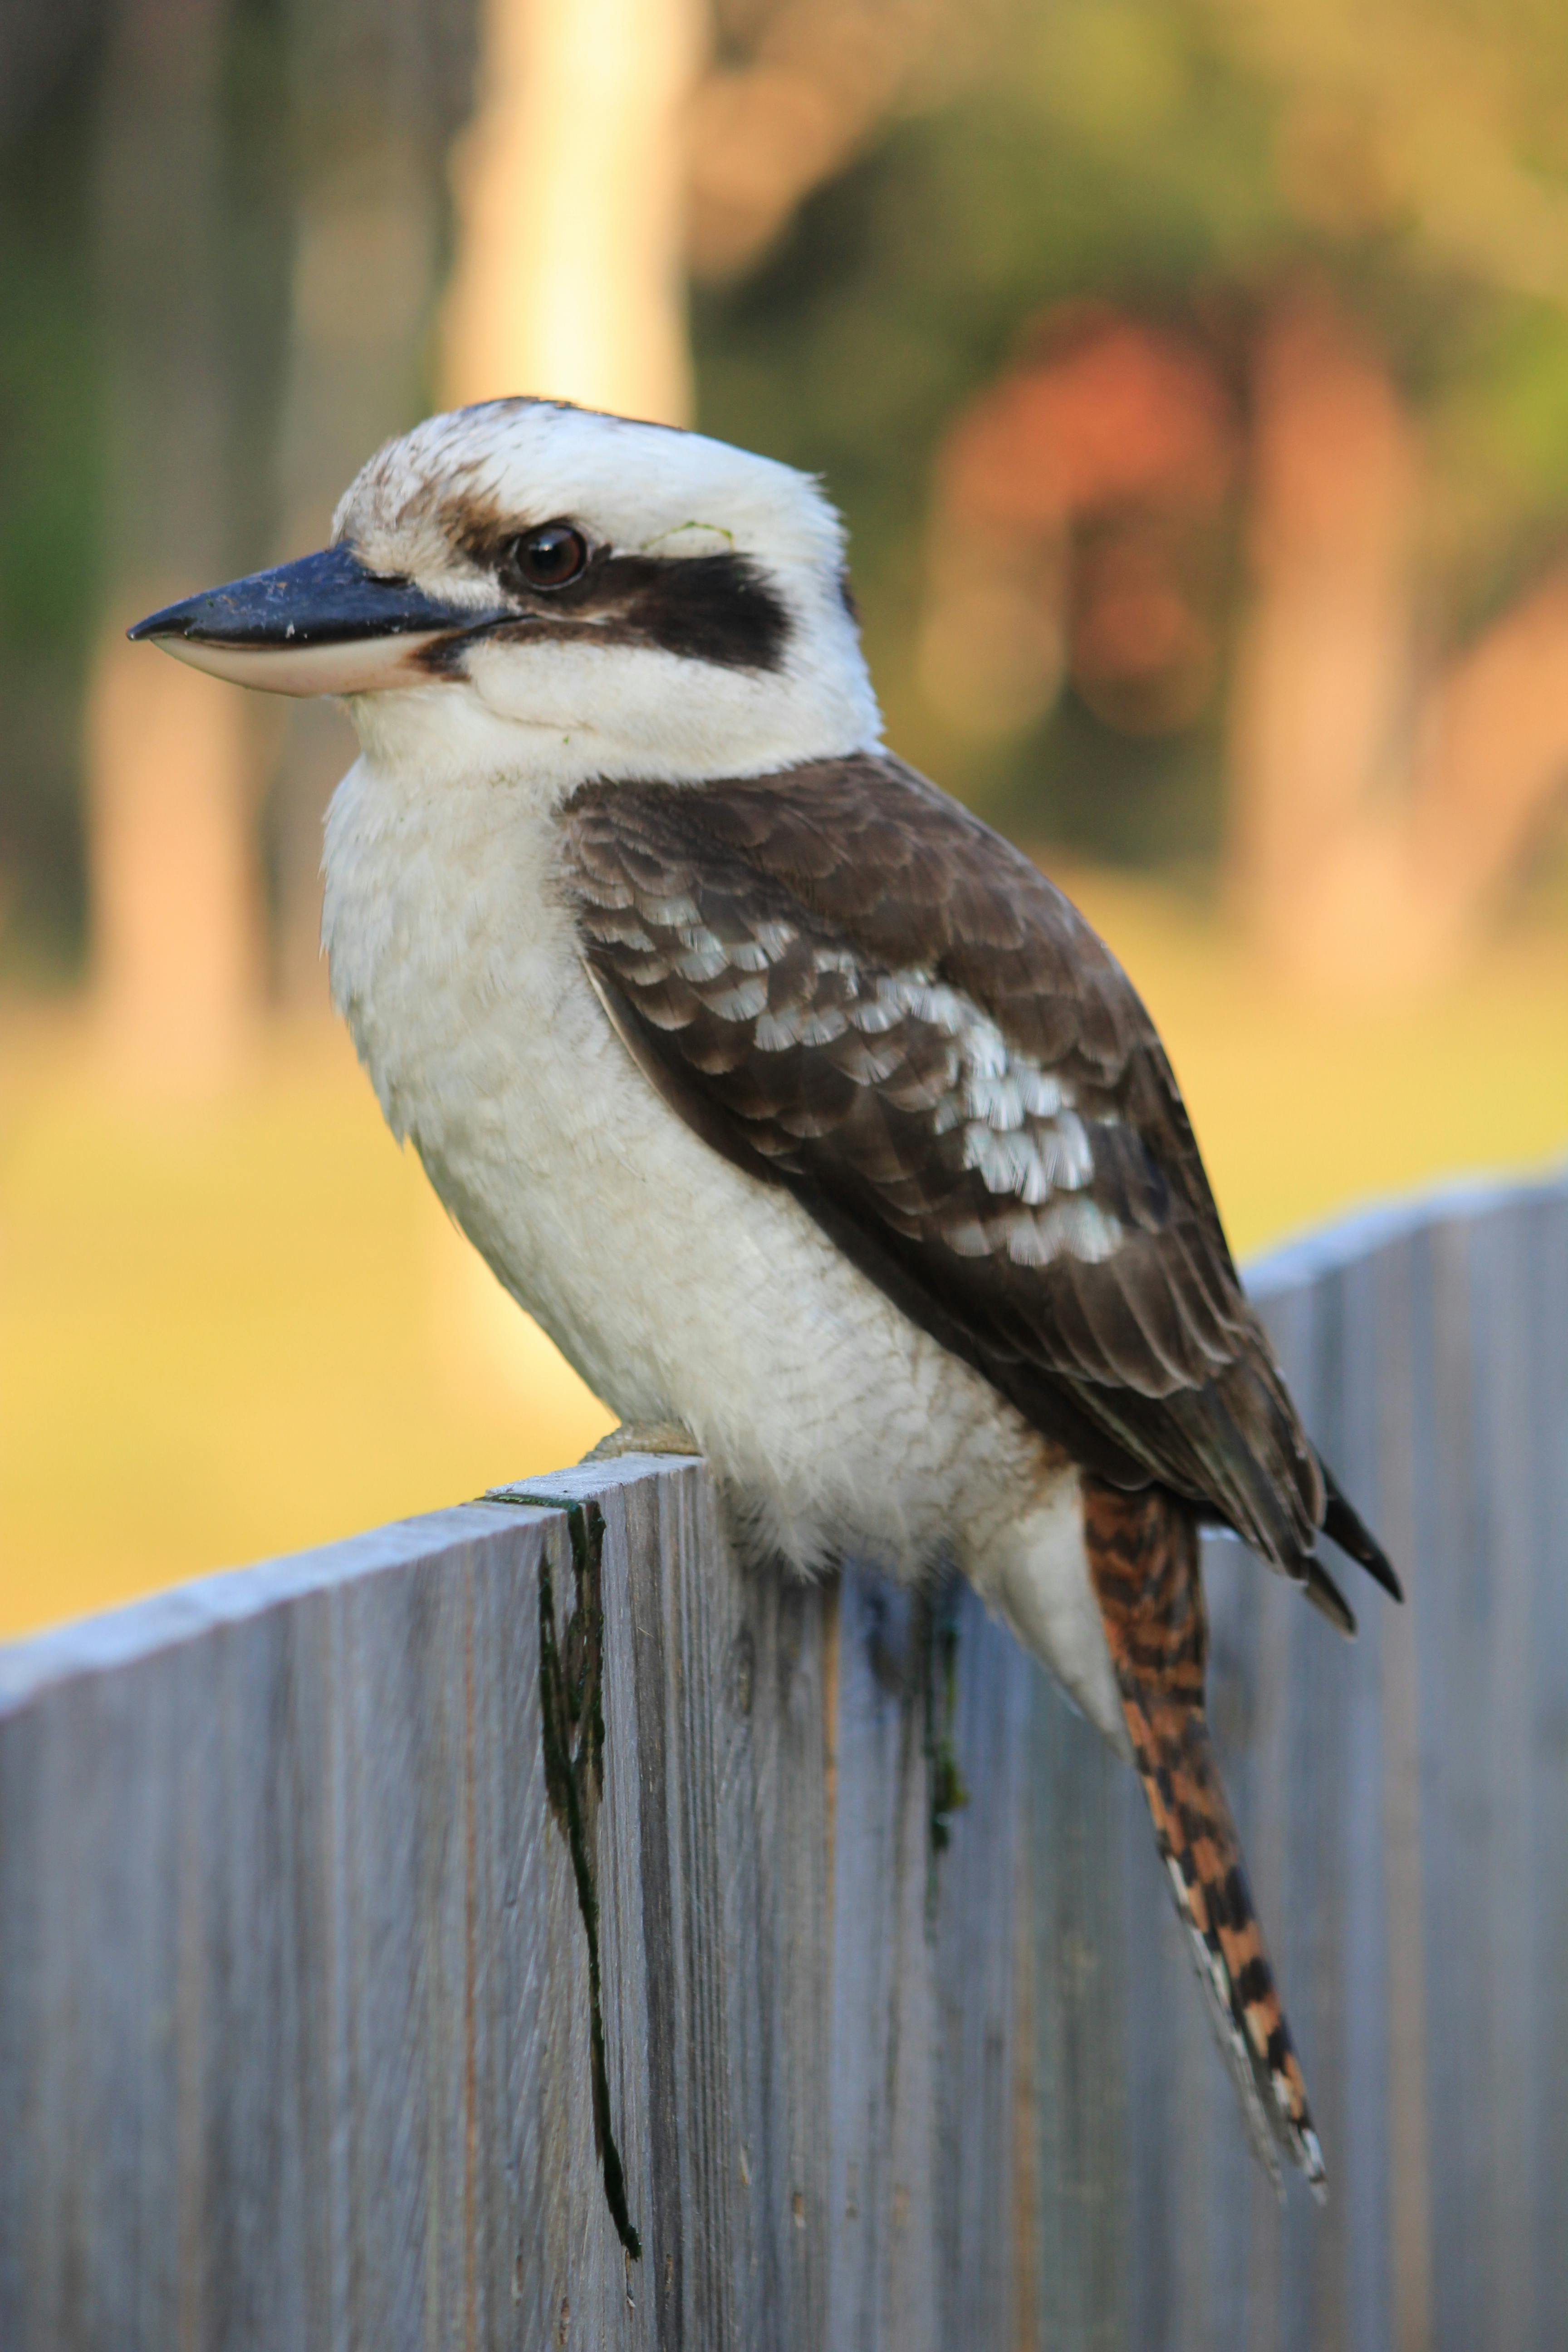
[{"left": 129, "top": 398, "right": 881, "bottom": 789}]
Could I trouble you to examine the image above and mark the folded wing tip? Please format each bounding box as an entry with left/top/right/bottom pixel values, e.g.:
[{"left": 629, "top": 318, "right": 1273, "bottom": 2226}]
[{"left": 1319, "top": 1460, "right": 1404, "bottom": 1604}]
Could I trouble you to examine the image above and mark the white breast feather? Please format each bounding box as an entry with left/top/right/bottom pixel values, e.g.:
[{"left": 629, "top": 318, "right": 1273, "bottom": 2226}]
[{"left": 321, "top": 747, "right": 1126, "bottom": 1743}]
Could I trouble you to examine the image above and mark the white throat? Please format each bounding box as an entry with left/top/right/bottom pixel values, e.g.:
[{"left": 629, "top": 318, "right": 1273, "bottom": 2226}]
[{"left": 343, "top": 606, "right": 881, "bottom": 804}]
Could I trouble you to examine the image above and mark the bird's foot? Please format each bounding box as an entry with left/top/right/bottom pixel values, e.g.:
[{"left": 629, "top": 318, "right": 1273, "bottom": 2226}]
[{"left": 583, "top": 1419, "right": 703, "bottom": 1462}]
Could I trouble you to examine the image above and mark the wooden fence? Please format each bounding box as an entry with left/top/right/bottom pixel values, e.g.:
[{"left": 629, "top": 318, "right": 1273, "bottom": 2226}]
[{"left": 0, "top": 1169, "right": 1563, "bottom": 2351}]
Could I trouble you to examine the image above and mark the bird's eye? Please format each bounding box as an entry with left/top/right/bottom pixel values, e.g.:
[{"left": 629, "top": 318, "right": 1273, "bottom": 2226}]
[{"left": 503, "top": 523, "right": 589, "bottom": 592}]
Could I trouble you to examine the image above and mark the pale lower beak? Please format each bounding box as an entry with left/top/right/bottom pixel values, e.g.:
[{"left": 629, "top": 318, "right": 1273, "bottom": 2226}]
[{"left": 127, "top": 544, "right": 508, "bottom": 697}]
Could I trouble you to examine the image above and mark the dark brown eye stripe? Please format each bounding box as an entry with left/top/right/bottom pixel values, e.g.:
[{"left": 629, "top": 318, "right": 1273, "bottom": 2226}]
[
  {"left": 631, "top": 551, "right": 789, "bottom": 670},
  {"left": 443, "top": 511, "right": 792, "bottom": 676}
]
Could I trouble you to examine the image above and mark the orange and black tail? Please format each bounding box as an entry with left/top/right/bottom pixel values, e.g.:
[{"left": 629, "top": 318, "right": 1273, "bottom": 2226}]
[{"left": 1084, "top": 1478, "right": 1326, "bottom": 2199}]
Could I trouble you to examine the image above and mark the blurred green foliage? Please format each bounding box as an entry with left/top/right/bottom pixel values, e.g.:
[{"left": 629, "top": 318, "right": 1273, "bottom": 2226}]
[
  {"left": 4, "top": 0, "right": 1568, "bottom": 968},
  {"left": 0, "top": 47, "right": 102, "bottom": 972},
  {"left": 693, "top": 0, "right": 1568, "bottom": 854}
]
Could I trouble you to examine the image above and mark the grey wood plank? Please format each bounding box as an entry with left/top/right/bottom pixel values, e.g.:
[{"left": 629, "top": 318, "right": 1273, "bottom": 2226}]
[
  {"left": 1522, "top": 1185, "right": 1568, "bottom": 2352},
  {"left": 0, "top": 1502, "right": 519, "bottom": 1715},
  {"left": 1274, "top": 1268, "right": 1366, "bottom": 2352},
  {"left": 930, "top": 1585, "right": 1029, "bottom": 2351},
  {"left": 506, "top": 1452, "right": 832, "bottom": 2352},
  {"left": 1024, "top": 1662, "right": 1131, "bottom": 2352},
  {"left": 456, "top": 1519, "right": 540, "bottom": 2352},
  {"left": 178, "top": 1591, "right": 329, "bottom": 2351},
  {"left": 21, "top": 1644, "right": 185, "bottom": 2348},
  {"left": 1202, "top": 1525, "right": 1282, "bottom": 2352},
  {"left": 0, "top": 1711, "right": 39, "bottom": 2333},
  {"left": 1416, "top": 1212, "right": 1493, "bottom": 2352},
  {"left": 617, "top": 1456, "right": 741, "bottom": 2350},
  {"left": 825, "top": 1568, "right": 940, "bottom": 2352},
  {"left": 500, "top": 1458, "right": 692, "bottom": 2352},
  {"left": 1117, "top": 1652, "right": 1190, "bottom": 2352},
  {"left": 819, "top": 1567, "right": 1031, "bottom": 2352},
  {"left": 1331, "top": 1240, "right": 1397, "bottom": 2352},
  {"left": 1467, "top": 1203, "right": 1538, "bottom": 2352},
  {"left": 710, "top": 1540, "right": 833, "bottom": 2349},
  {"left": 0, "top": 1487, "right": 684, "bottom": 2352},
  {"left": 1367, "top": 1229, "right": 1436, "bottom": 2352}
]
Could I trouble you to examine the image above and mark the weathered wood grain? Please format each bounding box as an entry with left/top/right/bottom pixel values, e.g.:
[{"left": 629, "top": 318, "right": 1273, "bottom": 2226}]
[{"left": 0, "top": 1169, "right": 1563, "bottom": 2349}]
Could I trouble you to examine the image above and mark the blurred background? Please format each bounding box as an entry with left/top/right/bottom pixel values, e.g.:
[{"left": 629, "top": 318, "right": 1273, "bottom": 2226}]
[{"left": 2, "top": 0, "right": 1566, "bottom": 1637}]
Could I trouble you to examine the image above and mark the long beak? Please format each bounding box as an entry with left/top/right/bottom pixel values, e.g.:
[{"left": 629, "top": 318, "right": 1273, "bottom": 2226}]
[{"left": 127, "top": 544, "right": 508, "bottom": 697}]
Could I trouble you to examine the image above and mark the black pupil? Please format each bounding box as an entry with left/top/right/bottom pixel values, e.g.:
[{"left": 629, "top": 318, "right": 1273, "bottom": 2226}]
[{"left": 516, "top": 525, "right": 584, "bottom": 587}]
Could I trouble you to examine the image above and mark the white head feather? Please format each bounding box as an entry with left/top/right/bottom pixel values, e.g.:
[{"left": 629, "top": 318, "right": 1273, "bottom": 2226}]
[{"left": 334, "top": 398, "right": 882, "bottom": 797}]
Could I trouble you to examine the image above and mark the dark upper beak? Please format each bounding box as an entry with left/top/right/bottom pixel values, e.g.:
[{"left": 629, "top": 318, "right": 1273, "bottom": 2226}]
[{"left": 127, "top": 544, "right": 509, "bottom": 697}]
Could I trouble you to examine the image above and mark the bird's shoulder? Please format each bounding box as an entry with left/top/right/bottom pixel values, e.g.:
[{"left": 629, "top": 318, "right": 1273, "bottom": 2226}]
[
  {"left": 555, "top": 750, "right": 1322, "bottom": 1570},
  {"left": 560, "top": 751, "right": 1218, "bottom": 1240},
  {"left": 569, "top": 754, "right": 1117, "bottom": 1034}
]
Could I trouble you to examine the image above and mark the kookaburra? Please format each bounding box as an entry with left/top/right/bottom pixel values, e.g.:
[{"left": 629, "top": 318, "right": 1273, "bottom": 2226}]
[{"left": 132, "top": 398, "right": 1400, "bottom": 2196}]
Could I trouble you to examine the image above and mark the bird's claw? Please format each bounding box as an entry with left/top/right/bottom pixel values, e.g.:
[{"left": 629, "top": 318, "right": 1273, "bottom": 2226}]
[{"left": 583, "top": 1419, "right": 703, "bottom": 1462}]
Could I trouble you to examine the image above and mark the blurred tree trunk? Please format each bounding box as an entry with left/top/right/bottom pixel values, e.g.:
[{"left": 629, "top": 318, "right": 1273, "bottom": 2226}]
[
  {"left": 1230, "top": 283, "right": 1568, "bottom": 991},
  {"left": 441, "top": 0, "right": 701, "bottom": 422},
  {"left": 267, "top": 0, "right": 452, "bottom": 1005},
  {"left": 1227, "top": 285, "right": 1421, "bottom": 987},
  {"left": 431, "top": 0, "right": 699, "bottom": 1389},
  {"left": 87, "top": 0, "right": 283, "bottom": 1084},
  {"left": 1410, "top": 568, "right": 1568, "bottom": 933}
]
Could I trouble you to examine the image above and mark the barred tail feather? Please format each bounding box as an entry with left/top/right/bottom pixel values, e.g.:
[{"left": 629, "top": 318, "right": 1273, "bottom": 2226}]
[
  {"left": 1127, "top": 1686, "right": 1325, "bottom": 2196},
  {"left": 1084, "top": 1479, "right": 1327, "bottom": 2200}
]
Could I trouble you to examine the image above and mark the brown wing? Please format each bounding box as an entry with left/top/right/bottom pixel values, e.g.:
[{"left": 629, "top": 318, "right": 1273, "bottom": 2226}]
[{"left": 559, "top": 752, "right": 1324, "bottom": 1577}]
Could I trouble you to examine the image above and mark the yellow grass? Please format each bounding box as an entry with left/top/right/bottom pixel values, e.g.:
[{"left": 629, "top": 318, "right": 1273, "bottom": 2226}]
[{"left": 1, "top": 879, "right": 1563, "bottom": 1642}]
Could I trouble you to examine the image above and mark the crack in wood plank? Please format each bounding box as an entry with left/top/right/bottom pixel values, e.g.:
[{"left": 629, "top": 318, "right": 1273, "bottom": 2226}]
[{"left": 531, "top": 1494, "right": 643, "bottom": 2263}]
